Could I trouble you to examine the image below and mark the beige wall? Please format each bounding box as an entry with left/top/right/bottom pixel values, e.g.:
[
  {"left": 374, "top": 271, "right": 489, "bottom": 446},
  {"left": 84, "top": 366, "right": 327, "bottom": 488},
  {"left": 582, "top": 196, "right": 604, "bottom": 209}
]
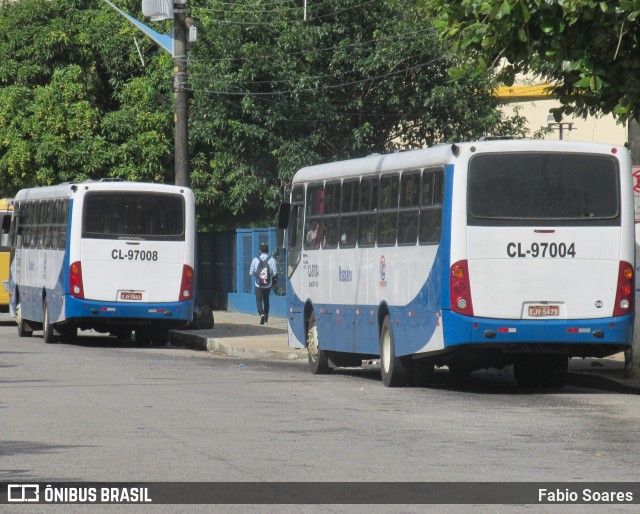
[{"left": 501, "top": 98, "right": 627, "bottom": 145}]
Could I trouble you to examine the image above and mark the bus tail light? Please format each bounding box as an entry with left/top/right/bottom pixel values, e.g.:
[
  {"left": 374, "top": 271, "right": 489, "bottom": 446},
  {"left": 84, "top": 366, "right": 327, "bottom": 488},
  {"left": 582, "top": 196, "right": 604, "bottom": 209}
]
[
  {"left": 69, "top": 261, "right": 84, "bottom": 299},
  {"left": 450, "top": 260, "right": 474, "bottom": 316},
  {"left": 180, "top": 264, "right": 194, "bottom": 301},
  {"left": 613, "top": 261, "right": 634, "bottom": 316}
]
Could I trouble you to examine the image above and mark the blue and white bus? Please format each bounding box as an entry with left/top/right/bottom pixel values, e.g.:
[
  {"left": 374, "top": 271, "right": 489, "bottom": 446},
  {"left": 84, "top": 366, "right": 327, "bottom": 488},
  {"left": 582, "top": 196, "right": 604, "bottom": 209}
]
[
  {"left": 278, "top": 139, "right": 635, "bottom": 388},
  {"left": 6, "top": 180, "right": 195, "bottom": 345}
]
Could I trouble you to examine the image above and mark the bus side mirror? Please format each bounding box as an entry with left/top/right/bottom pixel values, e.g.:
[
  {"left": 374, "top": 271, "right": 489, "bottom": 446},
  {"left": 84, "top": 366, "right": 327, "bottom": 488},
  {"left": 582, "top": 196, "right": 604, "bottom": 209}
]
[{"left": 277, "top": 203, "right": 290, "bottom": 230}]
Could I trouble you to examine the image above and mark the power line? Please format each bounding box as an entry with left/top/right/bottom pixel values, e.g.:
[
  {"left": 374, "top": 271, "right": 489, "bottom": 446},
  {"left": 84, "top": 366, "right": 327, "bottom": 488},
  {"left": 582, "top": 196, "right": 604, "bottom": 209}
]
[
  {"left": 186, "top": 58, "right": 445, "bottom": 96},
  {"left": 192, "top": 0, "right": 380, "bottom": 24},
  {"left": 188, "top": 50, "right": 441, "bottom": 87},
  {"left": 197, "top": 0, "right": 338, "bottom": 14},
  {"left": 186, "top": 27, "right": 435, "bottom": 65}
]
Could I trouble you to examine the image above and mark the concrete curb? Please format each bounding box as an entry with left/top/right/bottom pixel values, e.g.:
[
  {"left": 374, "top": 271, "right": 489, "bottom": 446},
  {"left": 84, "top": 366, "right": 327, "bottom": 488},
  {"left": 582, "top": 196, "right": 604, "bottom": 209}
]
[{"left": 169, "top": 330, "right": 307, "bottom": 361}]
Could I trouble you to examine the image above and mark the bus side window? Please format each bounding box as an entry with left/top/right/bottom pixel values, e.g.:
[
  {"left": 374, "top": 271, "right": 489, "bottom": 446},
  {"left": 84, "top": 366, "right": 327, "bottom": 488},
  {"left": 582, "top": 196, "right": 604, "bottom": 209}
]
[
  {"left": 339, "top": 179, "right": 358, "bottom": 248},
  {"left": 398, "top": 171, "right": 420, "bottom": 245},
  {"left": 304, "top": 184, "right": 323, "bottom": 250},
  {"left": 322, "top": 182, "right": 340, "bottom": 249},
  {"left": 287, "top": 185, "right": 305, "bottom": 278},
  {"left": 59, "top": 200, "right": 68, "bottom": 249},
  {"left": 419, "top": 168, "right": 444, "bottom": 244},
  {"left": 23, "top": 202, "right": 32, "bottom": 249},
  {"left": 377, "top": 174, "right": 399, "bottom": 246},
  {"left": 43, "top": 200, "right": 53, "bottom": 249},
  {"left": 358, "top": 177, "right": 378, "bottom": 247}
]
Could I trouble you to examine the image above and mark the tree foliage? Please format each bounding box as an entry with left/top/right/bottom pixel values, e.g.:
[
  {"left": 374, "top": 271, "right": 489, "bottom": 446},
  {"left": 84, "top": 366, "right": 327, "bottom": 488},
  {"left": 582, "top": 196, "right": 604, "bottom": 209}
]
[
  {"left": 189, "top": 0, "right": 526, "bottom": 227},
  {"left": 0, "top": 0, "right": 173, "bottom": 198},
  {"left": 420, "top": 0, "right": 640, "bottom": 122},
  {"left": 0, "top": 0, "right": 526, "bottom": 228}
]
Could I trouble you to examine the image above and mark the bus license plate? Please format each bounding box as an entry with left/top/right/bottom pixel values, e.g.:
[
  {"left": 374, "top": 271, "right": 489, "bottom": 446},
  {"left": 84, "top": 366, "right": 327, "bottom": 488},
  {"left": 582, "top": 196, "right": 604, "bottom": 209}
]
[
  {"left": 528, "top": 305, "right": 559, "bottom": 317},
  {"left": 120, "top": 292, "right": 142, "bottom": 301}
]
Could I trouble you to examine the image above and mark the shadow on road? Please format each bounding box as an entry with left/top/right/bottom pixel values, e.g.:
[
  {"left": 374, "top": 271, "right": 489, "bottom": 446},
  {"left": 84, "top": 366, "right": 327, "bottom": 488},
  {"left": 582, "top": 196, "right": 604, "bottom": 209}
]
[{"left": 330, "top": 365, "right": 628, "bottom": 395}]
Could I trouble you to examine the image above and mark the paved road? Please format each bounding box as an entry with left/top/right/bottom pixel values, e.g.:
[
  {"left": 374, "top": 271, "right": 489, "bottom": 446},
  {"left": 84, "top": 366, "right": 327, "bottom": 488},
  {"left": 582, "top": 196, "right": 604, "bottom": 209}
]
[{"left": 2, "top": 317, "right": 640, "bottom": 512}]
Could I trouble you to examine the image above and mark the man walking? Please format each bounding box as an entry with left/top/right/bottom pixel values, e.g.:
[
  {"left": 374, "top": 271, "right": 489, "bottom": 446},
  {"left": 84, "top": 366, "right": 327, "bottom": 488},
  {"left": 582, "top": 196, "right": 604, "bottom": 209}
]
[{"left": 249, "top": 243, "right": 278, "bottom": 325}]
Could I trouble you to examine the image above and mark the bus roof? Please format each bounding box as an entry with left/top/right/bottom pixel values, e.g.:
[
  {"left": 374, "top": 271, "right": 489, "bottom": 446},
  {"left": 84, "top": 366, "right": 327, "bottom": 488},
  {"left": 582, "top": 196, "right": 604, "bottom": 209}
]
[
  {"left": 13, "top": 181, "right": 192, "bottom": 202},
  {"left": 292, "top": 139, "right": 627, "bottom": 183}
]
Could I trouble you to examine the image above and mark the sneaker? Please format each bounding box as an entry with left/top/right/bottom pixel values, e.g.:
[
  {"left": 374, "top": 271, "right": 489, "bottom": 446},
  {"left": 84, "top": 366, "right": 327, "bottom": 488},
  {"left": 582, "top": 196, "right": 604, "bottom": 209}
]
[
  {"left": 264, "top": 316, "right": 269, "bottom": 325},
  {"left": 260, "top": 315, "right": 266, "bottom": 325}
]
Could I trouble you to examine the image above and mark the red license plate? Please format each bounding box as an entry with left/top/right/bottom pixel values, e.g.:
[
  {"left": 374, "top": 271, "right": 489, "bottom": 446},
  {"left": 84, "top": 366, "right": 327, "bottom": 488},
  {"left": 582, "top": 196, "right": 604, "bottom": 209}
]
[
  {"left": 528, "top": 305, "right": 559, "bottom": 317},
  {"left": 120, "top": 292, "right": 142, "bottom": 301}
]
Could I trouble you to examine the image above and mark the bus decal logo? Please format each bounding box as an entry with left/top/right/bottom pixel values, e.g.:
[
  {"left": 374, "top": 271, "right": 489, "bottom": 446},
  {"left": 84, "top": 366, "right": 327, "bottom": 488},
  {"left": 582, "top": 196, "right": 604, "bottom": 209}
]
[
  {"left": 595, "top": 300, "right": 603, "bottom": 308},
  {"left": 338, "top": 266, "right": 352, "bottom": 282},
  {"left": 379, "top": 255, "right": 387, "bottom": 287}
]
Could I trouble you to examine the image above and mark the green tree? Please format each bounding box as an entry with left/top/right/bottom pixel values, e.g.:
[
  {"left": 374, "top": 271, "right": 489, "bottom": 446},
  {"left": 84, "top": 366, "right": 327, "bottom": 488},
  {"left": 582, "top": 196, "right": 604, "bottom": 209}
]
[
  {"left": 188, "top": 0, "right": 526, "bottom": 228},
  {"left": 0, "top": 0, "right": 525, "bottom": 228},
  {"left": 0, "top": 0, "right": 173, "bottom": 197},
  {"left": 419, "top": 0, "right": 640, "bottom": 122}
]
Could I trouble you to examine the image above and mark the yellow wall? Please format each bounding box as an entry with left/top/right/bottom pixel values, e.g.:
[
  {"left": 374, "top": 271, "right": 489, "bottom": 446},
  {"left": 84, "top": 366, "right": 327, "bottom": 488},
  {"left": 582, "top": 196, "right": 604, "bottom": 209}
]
[{"left": 496, "top": 83, "right": 627, "bottom": 145}]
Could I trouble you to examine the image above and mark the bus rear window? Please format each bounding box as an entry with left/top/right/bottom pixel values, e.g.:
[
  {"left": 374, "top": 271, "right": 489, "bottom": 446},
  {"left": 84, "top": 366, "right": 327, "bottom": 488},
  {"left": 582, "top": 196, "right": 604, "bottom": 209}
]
[
  {"left": 467, "top": 153, "right": 620, "bottom": 226},
  {"left": 83, "top": 192, "right": 185, "bottom": 240}
]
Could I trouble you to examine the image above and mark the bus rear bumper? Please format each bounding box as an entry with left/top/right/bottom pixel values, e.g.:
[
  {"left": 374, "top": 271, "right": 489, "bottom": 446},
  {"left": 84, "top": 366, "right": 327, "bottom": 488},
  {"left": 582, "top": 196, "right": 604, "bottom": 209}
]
[
  {"left": 66, "top": 296, "right": 194, "bottom": 323},
  {"left": 442, "top": 310, "right": 633, "bottom": 356}
]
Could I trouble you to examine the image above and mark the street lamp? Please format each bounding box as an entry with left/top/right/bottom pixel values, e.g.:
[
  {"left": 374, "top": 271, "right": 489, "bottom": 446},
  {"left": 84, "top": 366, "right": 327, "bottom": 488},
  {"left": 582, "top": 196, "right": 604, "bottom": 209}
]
[{"left": 547, "top": 114, "right": 575, "bottom": 141}]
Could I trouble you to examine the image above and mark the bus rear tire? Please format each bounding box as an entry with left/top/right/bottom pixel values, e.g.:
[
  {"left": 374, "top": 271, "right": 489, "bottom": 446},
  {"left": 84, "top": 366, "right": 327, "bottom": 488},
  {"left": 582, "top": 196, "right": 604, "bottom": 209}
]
[
  {"left": 135, "top": 327, "right": 151, "bottom": 345},
  {"left": 541, "top": 355, "right": 568, "bottom": 388},
  {"left": 57, "top": 324, "right": 77, "bottom": 344},
  {"left": 514, "top": 354, "right": 568, "bottom": 389},
  {"left": 411, "top": 358, "right": 435, "bottom": 387},
  {"left": 513, "top": 356, "right": 541, "bottom": 387},
  {"left": 151, "top": 327, "right": 169, "bottom": 346},
  {"left": 16, "top": 302, "right": 33, "bottom": 338},
  {"left": 307, "top": 313, "right": 331, "bottom": 374},
  {"left": 42, "top": 303, "right": 58, "bottom": 345},
  {"left": 380, "top": 315, "right": 411, "bottom": 387}
]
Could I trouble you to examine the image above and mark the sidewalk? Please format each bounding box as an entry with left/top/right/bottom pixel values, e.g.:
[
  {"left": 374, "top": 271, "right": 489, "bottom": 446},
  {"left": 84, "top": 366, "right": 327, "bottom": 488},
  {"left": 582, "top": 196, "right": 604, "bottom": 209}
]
[
  {"left": 170, "top": 311, "right": 306, "bottom": 361},
  {"left": 170, "top": 311, "right": 640, "bottom": 393}
]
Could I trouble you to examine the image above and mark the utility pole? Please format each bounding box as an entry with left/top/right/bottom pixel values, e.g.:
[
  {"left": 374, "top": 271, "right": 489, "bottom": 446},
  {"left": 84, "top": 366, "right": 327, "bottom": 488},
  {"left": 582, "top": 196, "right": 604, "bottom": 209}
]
[
  {"left": 173, "top": 0, "right": 190, "bottom": 187},
  {"left": 106, "top": 0, "right": 191, "bottom": 187}
]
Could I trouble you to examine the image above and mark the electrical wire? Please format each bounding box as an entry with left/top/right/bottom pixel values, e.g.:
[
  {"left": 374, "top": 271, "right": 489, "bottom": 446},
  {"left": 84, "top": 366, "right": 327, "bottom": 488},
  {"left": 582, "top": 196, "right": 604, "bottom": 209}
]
[
  {"left": 186, "top": 27, "right": 435, "bottom": 65},
  {"left": 185, "top": 57, "right": 445, "bottom": 96},
  {"left": 192, "top": 0, "right": 380, "bottom": 24}
]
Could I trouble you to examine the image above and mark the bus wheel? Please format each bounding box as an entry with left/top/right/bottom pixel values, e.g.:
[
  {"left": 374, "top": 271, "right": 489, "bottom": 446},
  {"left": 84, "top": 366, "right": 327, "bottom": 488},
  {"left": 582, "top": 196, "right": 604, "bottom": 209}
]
[
  {"left": 16, "top": 302, "right": 33, "bottom": 338},
  {"left": 307, "top": 313, "right": 331, "bottom": 374},
  {"left": 513, "top": 355, "right": 543, "bottom": 388},
  {"left": 135, "top": 327, "right": 151, "bottom": 345},
  {"left": 380, "top": 315, "right": 411, "bottom": 387},
  {"left": 150, "top": 327, "right": 169, "bottom": 346},
  {"left": 58, "top": 324, "right": 77, "bottom": 344},
  {"left": 112, "top": 329, "right": 132, "bottom": 341},
  {"left": 540, "top": 355, "right": 568, "bottom": 388},
  {"left": 42, "top": 302, "right": 58, "bottom": 345}
]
